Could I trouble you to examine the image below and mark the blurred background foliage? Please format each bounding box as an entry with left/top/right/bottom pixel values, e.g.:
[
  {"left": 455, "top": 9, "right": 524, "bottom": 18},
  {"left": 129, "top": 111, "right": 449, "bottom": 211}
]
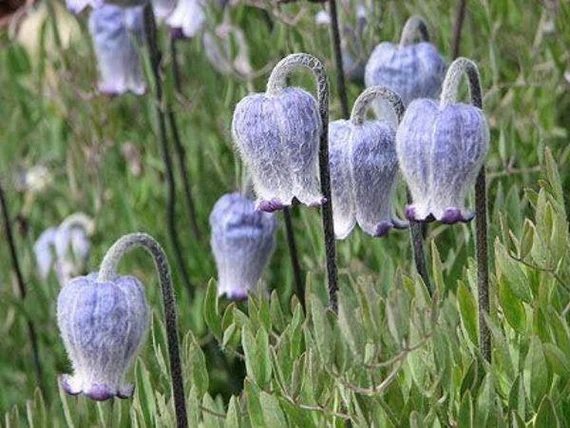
[{"left": 1, "top": 0, "right": 570, "bottom": 425}]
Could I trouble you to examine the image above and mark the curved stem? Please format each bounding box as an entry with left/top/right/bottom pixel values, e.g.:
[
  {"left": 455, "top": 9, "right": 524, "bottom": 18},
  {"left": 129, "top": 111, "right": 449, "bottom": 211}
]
[
  {"left": 350, "top": 86, "right": 432, "bottom": 294},
  {"left": 438, "top": 58, "right": 489, "bottom": 362},
  {"left": 399, "top": 16, "right": 430, "bottom": 46},
  {"left": 143, "top": 4, "right": 195, "bottom": 300},
  {"left": 59, "top": 212, "right": 95, "bottom": 235},
  {"left": 0, "top": 181, "right": 45, "bottom": 397},
  {"left": 451, "top": 0, "right": 467, "bottom": 59},
  {"left": 327, "top": 0, "right": 349, "bottom": 119},
  {"left": 98, "top": 233, "right": 187, "bottom": 428},
  {"left": 266, "top": 53, "right": 338, "bottom": 310},
  {"left": 350, "top": 86, "right": 405, "bottom": 125}
]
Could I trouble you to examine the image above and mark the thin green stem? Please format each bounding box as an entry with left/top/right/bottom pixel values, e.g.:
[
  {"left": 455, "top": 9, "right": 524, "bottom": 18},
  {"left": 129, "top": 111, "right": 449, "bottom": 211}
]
[{"left": 98, "top": 233, "right": 187, "bottom": 428}]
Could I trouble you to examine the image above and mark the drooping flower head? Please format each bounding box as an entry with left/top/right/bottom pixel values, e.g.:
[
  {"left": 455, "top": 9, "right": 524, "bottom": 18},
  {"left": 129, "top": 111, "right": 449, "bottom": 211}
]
[
  {"left": 232, "top": 55, "right": 326, "bottom": 212},
  {"left": 57, "top": 272, "right": 149, "bottom": 401},
  {"left": 34, "top": 213, "right": 94, "bottom": 284},
  {"left": 167, "top": 0, "right": 205, "bottom": 39},
  {"left": 329, "top": 86, "right": 407, "bottom": 239},
  {"left": 396, "top": 58, "right": 489, "bottom": 224},
  {"left": 365, "top": 16, "right": 446, "bottom": 120},
  {"left": 88, "top": 4, "right": 146, "bottom": 96},
  {"left": 210, "top": 192, "right": 277, "bottom": 300}
]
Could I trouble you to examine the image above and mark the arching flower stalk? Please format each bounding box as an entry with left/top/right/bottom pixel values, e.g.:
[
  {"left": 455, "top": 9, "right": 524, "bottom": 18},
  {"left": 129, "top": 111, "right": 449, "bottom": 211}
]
[
  {"left": 57, "top": 233, "right": 187, "bottom": 428},
  {"left": 233, "top": 53, "right": 338, "bottom": 308},
  {"left": 34, "top": 212, "right": 95, "bottom": 285},
  {"left": 329, "top": 86, "right": 431, "bottom": 290},
  {"left": 397, "top": 58, "right": 490, "bottom": 359},
  {"left": 0, "top": 180, "right": 45, "bottom": 395},
  {"left": 89, "top": 4, "right": 147, "bottom": 96},
  {"left": 365, "top": 16, "right": 446, "bottom": 123},
  {"left": 210, "top": 192, "right": 277, "bottom": 300}
]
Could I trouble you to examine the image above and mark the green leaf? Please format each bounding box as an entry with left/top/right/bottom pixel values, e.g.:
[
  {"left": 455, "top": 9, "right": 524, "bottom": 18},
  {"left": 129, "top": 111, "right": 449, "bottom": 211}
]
[
  {"left": 457, "top": 281, "right": 479, "bottom": 345},
  {"left": 498, "top": 279, "right": 527, "bottom": 334},
  {"left": 543, "top": 343, "right": 570, "bottom": 379},
  {"left": 242, "top": 325, "right": 271, "bottom": 387},
  {"left": 431, "top": 241, "right": 445, "bottom": 294},
  {"left": 203, "top": 280, "right": 222, "bottom": 339},
  {"left": 245, "top": 380, "right": 265, "bottom": 428},
  {"left": 458, "top": 391, "right": 474, "bottom": 428},
  {"left": 524, "top": 337, "right": 549, "bottom": 408},
  {"left": 543, "top": 146, "right": 564, "bottom": 205},
  {"left": 260, "top": 392, "right": 288, "bottom": 426},
  {"left": 270, "top": 290, "right": 287, "bottom": 332},
  {"left": 495, "top": 240, "right": 532, "bottom": 303},
  {"left": 225, "top": 396, "right": 241, "bottom": 428},
  {"left": 187, "top": 336, "right": 209, "bottom": 396},
  {"left": 534, "top": 396, "right": 559, "bottom": 428},
  {"left": 520, "top": 219, "right": 535, "bottom": 260},
  {"left": 310, "top": 294, "right": 333, "bottom": 365},
  {"left": 134, "top": 359, "right": 157, "bottom": 428},
  {"left": 508, "top": 375, "right": 527, "bottom": 418}
]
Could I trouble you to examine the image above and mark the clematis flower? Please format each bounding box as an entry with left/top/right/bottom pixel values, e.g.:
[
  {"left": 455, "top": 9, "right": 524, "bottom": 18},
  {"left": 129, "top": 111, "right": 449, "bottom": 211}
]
[
  {"left": 57, "top": 273, "right": 149, "bottom": 401},
  {"left": 33, "top": 214, "right": 93, "bottom": 284},
  {"left": 209, "top": 193, "right": 277, "bottom": 300},
  {"left": 365, "top": 16, "right": 446, "bottom": 120},
  {"left": 396, "top": 100, "right": 489, "bottom": 224},
  {"left": 167, "top": 0, "right": 205, "bottom": 39},
  {"left": 232, "top": 87, "right": 324, "bottom": 212},
  {"left": 88, "top": 4, "right": 146, "bottom": 96},
  {"left": 329, "top": 86, "right": 407, "bottom": 239}
]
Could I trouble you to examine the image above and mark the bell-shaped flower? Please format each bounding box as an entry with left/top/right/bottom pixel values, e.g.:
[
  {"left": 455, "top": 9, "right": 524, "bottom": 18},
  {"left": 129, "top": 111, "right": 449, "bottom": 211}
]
[
  {"left": 329, "top": 87, "right": 407, "bottom": 239},
  {"left": 210, "top": 193, "right": 277, "bottom": 300},
  {"left": 57, "top": 273, "right": 149, "bottom": 401},
  {"left": 232, "top": 85, "right": 323, "bottom": 212},
  {"left": 89, "top": 4, "right": 146, "bottom": 96},
  {"left": 365, "top": 16, "right": 445, "bottom": 118},
  {"left": 167, "top": 0, "right": 205, "bottom": 39},
  {"left": 396, "top": 58, "right": 490, "bottom": 224}
]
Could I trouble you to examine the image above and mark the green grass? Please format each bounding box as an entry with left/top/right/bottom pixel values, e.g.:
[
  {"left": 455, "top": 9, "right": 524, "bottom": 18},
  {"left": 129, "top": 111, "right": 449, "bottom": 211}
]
[{"left": 1, "top": 0, "right": 570, "bottom": 425}]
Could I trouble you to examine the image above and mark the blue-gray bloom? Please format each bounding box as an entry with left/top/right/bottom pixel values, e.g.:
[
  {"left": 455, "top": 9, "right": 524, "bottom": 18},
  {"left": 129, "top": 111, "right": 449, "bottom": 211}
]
[
  {"left": 89, "top": 4, "right": 146, "bottom": 96},
  {"left": 66, "top": 0, "right": 146, "bottom": 14},
  {"left": 57, "top": 273, "right": 149, "bottom": 401},
  {"left": 329, "top": 88, "right": 407, "bottom": 239},
  {"left": 396, "top": 99, "right": 489, "bottom": 224},
  {"left": 210, "top": 193, "right": 277, "bottom": 300},
  {"left": 232, "top": 87, "right": 324, "bottom": 212},
  {"left": 167, "top": 0, "right": 205, "bottom": 39},
  {"left": 364, "top": 17, "right": 445, "bottom": 120}
]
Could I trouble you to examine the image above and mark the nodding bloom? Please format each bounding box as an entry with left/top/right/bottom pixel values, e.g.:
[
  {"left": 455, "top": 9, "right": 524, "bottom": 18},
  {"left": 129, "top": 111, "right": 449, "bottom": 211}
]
[
  {"left": 167, "top": 0, "right": 205, "bottom": 39},
  {"left": 209, "top": 193, "right": 277, "bottom": 300},
  {"left": 34, "top": 215, "right": 93, "bottom": 284},
  {"left": 89, "top": 4, "right": 146, "bottom": 96},
  {"left": 57, "top": 273, "right": 149, "bottom": 401},
  {"left": 66, "top": 0, "right": 146, "bottom": 15},
  {"left": 232, "top": 86, "right": 323, "bottom": 212},
  {"left": 364, "top": 16, "right": 445, "bottom": 118},
  {"left": 329, "top": 87, "right": 407, "bottom": 239},
  {"left": 396, "top": 58, "right": 489, "bottom": 224},
  {"left": 151, "top": 0, "right": 176, "bottom": 20}
]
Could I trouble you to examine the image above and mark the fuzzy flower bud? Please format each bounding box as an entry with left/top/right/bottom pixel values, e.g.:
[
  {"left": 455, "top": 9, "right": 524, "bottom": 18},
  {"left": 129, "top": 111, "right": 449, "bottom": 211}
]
[
  {"left": 396, "top": 58, "right": 489, "bottom": 224},
  {"left": 57, "top": 273, "right": 149, "bottom": 401},
  {"left": 210, "top": 193, "right": 277, "bottom": 300},
  {"left": 364, "top": 16, "right": 445, "bottom": 119},
  {"left": 166, "top": 0, "right": 205, "bottom": 39},
  {"left": 329, "top": 87, "right": 407, "bottom": 239},
  {"left": 89, "top": 4, "right": 146, "bottom": 96},
  {"left": 232, "top": 86, "right": 324, "bottom": 212}
]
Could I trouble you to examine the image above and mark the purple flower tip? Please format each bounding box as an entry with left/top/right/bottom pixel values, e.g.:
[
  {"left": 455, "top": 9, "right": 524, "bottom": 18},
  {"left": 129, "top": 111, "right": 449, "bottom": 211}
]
[
  {"left": 374, "top": 221, "right": 393, "bottom": 237},
  {"left": 87, "top": 384, "right": 115, "bottom": 401},
  {"left": 59, "top": 375, "right": 80, "bottom": 396},
  {"left": 439, "top": 207, "right": 474, "bottom": 224},
  {"left": 257, "top": 199, "right": 286, "bottom": 213}
]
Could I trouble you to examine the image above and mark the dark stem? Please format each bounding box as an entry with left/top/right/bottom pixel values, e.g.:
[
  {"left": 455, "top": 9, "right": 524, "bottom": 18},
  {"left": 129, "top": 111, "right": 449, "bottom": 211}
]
[
  {"left": 327, "top": 0, "right": 350, "bottom": 119},
  {"left": 266, "top": 54, "right": 338, "bottom": 310},
  {"left": 0, "top": 181, "right": 45, "bottom": 396},
  {"left": 350, "top": 86, "right": 432, "bottom": 294},
  {"left": 451, "top": 0, "right": 467, "bottom": 59},
  {"left": 98, "top": 233, "right": 187, "bottom": 428},
  {"left": 168, "top": 36, "right": 201, "bottom": 240},
  {"left": 143, "top": 5, "right": 194, "bottom": 300},
  {"left": 283, "top": 207, "right": 305, "bottom": 309},
  {"left": 440, "top": 58, "right": 489, "bottom": 362}
]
